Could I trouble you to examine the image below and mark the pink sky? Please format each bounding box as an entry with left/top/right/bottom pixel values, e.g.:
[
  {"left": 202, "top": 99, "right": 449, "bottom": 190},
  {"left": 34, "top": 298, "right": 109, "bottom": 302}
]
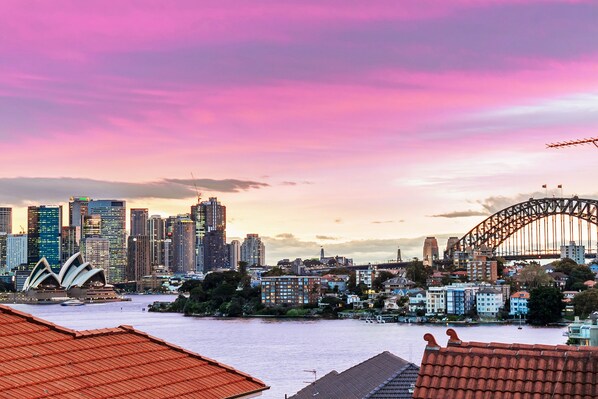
[{"left": 2, "top": 0, "right": 598, "bottom": 263}]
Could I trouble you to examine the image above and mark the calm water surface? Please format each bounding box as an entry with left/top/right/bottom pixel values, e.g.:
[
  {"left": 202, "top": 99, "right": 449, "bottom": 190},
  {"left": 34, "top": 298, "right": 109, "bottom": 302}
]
[{"left": 7, "top": 295, "right": 568, "bottom": 399}]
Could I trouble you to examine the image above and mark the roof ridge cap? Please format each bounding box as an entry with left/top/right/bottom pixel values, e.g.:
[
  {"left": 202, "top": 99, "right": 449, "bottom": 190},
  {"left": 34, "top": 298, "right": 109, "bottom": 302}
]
[
  {"left": 0, "top": 305, "right": 77, "bottom": 337},
  {"left": 116, "top": 324, "right": 268, "bottom": 388}
]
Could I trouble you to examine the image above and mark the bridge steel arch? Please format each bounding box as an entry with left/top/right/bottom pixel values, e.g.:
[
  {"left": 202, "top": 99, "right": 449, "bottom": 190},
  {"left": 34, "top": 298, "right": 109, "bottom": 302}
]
[{"left": 456, "top": 197, "right": 598, "bottom": 257}]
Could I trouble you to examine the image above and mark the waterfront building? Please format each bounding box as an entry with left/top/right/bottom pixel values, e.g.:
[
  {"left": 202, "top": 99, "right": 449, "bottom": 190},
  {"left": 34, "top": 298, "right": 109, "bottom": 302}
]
[
  {"left": 425, "top": 286, "right": 446, "bottom": 315},
  {"left": 261, "top": 276, "right": 321, "bottom": 306},
  {"left": 87, "top": 200, "right": 126, "bottom": 283},
  {"left": 84, "top": 237, "right": 111, "bottom": 281},
  {"left": 6, "top": 234, "right": 27, "bottom": 270},
  {"left": 172, "top": 217, "right": 195, "bottom": 274},
  {"left": 0, "top": 305, "right": 268, "bottom": 398},
  {"left": 0, "top": 207, "right": 11, "bottom": 234},
  {"left": 61, "top": 226, "right": 80, "bottom": 263},
  {"left": 509, "top": 291, "right": 530, "bottom": 316},
  {"left": 191, "top": 197, "right": 226, "bottom": 273},
  {"left": 228, "top": 240, "right": 240, "bottom": 270},
  {"left": 290, "top": 352, "right": 418, "bottom": 399},
  {"left": 445, "top": 284, "right": 478, "bottom": 316},
  {"left": 561, "top": 240, "right": 585, "bottom": 264},
  {"left": 408, "top": 289, "right": 426, "bottom": 313},
  {"left": 27, "top": 205, "right": 62, "bottom": 271},
  {"left": 476, "top": 287, "right": 503, "bottom": 318},
  {"left": 466, "top": 258, "right": 498, "bottom": 283},
  {"left": 130, "top": 208, "right": 148, "bottom": 236},
  {"left": 241, "top": 233, "right": 265, "bottom": 267},
  {"left": 127, "top": 235, "right": 151, "bottom": 286},
  {"left": 567, "top": 313, "right": 598, "bottom": 346},
  {"left": 148, "top": 215, "right": 166, "bottom": 267},
  {"left": 422, "top": 237, "right": 439, "bottom": 267},
  {"left": 416, "top": 328, "right": 598, "bottom": 399}
]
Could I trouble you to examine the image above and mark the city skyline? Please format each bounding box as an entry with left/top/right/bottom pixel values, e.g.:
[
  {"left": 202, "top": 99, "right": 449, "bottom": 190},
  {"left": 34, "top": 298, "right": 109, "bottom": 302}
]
[{"left": 2, "top": 1, "right": 598, "bottom": 264}]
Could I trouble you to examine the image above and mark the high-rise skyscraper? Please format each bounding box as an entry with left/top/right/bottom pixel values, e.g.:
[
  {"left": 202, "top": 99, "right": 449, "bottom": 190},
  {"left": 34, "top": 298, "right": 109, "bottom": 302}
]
[
  {"left": 87, "top": 200, "right": 126, "bottom": 283},
  {"left": 191, "top": 197, "right": 226, "bottom": 273},
  {"left": 127, "top": 235, "right": 150, "bottom": 285},
  {"left": 172, "top": 217, "right": 195, "bottom": 274},
  {"left": 69, "top": 197, "right": 90, "bottom": 229},
  {"left": 84, "top": 237, "right": 110, "bottom": 280},
  {"left": 241, "top": 234, "right": 265, "bottom": 266},
  {"left": 61, "top": 226, "right": 80, "bottom": 263},
  {"left": 0, "top": 233, "right": 7, "bottom": 272},
  {"left": 27, "top": 205, "right": 62, "bottom": 270},
  {"left": 204, "top": 230, "right": 228, "bottom": 270},
  {"left": 147, "top": 215, "right": 166, "bottom": 267},
  {"left": 423, "top": 237, "right": 439, "bottom": 267},
  {"left": 7, "top": 234, "right": 27, "bottom": 270},
  {"left": 228, "top": 240, "right": 240, "bottom": 270},
  {"left": 130, "top": 208, "right": 148, "bottom": 237},
  {"left": 0, "top": 207, "right": 12, "bottom": 234}
]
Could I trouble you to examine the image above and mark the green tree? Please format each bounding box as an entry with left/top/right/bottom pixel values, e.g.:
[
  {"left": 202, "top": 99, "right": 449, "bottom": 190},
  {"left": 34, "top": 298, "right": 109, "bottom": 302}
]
[
  {"left": 406, "top": 260, "right": 430, "bottom": 288},
  {"left": 553, "top": 258, "right": 579, "bottom": 275},
  {"left": 517, "top": 263, "right": 554, "bottom": 289},
  {"left": 178, "top": 279, "right": 203, "bottom": 293},
  {"left": 572, "top": 288, "right": 598, "bottom": 318},
  {"left": 238, "top": 261, "right": 249, "bottom": 276},
  {"left": 527, "top": 286, "right": 564, "bottom": 325},
  {"left": 347, "top": 272, "right": 357, "bottom": 292},
  {"left": 262, "top": 267, "right": 286, "bottom": 277},
  {"left": 565, "top": 265, "right": 595, "bottom": 290}
]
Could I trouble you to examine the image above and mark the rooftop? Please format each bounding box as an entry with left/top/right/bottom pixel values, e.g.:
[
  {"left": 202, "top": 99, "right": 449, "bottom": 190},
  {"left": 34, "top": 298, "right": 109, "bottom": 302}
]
[
  {"left": 414, "top": 328, "right": 598, "bottom": 399},
  {"left": 290, "top": 351, "right": 418, "bottom": 399},
  {"left": 0, "top": 305, "right": 268, "bottom": 398}
]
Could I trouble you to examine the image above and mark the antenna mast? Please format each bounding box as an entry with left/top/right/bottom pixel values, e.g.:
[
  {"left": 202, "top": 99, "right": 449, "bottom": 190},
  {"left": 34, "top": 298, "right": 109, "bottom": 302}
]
[{"left": 546, "top": 137, "right": 598, "bottom": 149}]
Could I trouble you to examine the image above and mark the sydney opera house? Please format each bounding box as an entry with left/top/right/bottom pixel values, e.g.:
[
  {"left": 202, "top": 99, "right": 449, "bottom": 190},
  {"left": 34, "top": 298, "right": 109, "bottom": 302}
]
[{"left": 22, "top": 253, "right": 121, "bottom": 302}]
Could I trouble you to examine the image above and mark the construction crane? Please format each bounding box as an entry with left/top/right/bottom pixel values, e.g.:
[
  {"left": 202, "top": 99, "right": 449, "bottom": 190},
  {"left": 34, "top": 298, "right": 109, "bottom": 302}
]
[
  {"left": 546, "top": 137, "right": 598, "bottom": 149},
  {"left": 190, "top": 172, "right": 202, "bottom": 204}
]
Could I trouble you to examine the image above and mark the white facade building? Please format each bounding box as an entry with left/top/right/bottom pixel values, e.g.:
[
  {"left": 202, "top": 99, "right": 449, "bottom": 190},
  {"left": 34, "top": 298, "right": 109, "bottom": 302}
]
[
  {"left": 560, "top": 241, "right": 585, "bottom": 265},
  {"left": 426, "top": 287, "right": 446, "bottom": 315},
  {"left": 476, "top": 287, "right": 503, "bottom": 318},
  {"left": 84, "top": 237, "right": 110, "bottom": 281}
]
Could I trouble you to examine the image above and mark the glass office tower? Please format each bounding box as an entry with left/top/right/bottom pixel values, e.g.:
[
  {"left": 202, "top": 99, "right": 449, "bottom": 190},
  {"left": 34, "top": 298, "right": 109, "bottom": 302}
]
[
  {"left": 27, "top": 205, "right": 63, "bottom": 271},
  {"left": 87, "top": 200, "right": 126, "bottom": 283}
]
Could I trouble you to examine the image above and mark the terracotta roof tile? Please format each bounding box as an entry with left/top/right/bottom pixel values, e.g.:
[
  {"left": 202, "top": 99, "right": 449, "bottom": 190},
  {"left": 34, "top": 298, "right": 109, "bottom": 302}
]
[
  {"left": 414, "top": 329, "right": 598, "bottom": 399},
  {"left": 0, "top": 305, "right": 268, "bottom": 398}
]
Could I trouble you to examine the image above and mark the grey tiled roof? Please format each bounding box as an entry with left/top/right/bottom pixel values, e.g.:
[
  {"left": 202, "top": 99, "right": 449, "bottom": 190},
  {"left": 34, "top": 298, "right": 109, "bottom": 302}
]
[
  {"left": 289, "top": 351, "right": 418, "bottom": 399},
  {"left": 365, "top": 363, "right": 420, "bottom": 399}
]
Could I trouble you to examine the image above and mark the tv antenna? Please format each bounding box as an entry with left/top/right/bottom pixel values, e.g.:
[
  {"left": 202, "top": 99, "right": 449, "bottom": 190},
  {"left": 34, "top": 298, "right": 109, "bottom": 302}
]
[
  {"left": 546, "top": 137, "right": 598, "bottom": 149},
  {"left": 190, "top": 172, "right": 202, "bottom": 203},
  {"left": 302, "top": 369, "right": 317, "bottom": 383}
]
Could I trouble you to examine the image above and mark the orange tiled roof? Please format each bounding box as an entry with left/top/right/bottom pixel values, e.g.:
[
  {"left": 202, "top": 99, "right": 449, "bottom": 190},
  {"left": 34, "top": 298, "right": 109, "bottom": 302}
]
[
  {"left": 0, "top": 305, "right": 268, "bottom": 399},
  {"left": 414, "top": 328, "right": 598, "bottom": 399}
]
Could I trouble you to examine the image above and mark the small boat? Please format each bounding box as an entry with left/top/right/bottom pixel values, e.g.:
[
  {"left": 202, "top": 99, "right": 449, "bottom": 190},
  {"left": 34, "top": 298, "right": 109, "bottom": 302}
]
[{"left": 61, "top": 299, "right": 85, "bottom": 306}]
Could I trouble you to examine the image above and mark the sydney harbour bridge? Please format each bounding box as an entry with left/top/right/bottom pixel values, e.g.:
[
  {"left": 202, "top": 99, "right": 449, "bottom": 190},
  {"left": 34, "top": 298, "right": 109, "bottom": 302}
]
[{"left": 453, "top": 196, "right": 598, "bottom": 261}]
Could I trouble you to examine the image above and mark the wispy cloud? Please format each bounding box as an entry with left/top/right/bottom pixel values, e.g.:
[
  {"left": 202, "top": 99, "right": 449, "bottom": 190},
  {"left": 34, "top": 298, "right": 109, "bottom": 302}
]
[
  {"left": 430, "top": 210, "right": 489, "bottom": 218},
  {"left": 0, "top": 177, "right": 268, "bottom": 205},
  {"left": 316, "top": 235, "right": 338, "bottom": 240}
]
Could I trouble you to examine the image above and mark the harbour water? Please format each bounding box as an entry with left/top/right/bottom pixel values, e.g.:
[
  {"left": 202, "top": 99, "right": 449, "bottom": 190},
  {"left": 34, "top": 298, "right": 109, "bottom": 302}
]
[{"left": 6, "top": 295, "right": 568, "bottom": 399}]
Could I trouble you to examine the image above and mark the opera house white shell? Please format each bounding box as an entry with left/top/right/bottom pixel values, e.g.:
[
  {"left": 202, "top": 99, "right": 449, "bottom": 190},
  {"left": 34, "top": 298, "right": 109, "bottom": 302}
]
[{"left": 22, "top": 253, "right": 119, "bottom": 302}]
